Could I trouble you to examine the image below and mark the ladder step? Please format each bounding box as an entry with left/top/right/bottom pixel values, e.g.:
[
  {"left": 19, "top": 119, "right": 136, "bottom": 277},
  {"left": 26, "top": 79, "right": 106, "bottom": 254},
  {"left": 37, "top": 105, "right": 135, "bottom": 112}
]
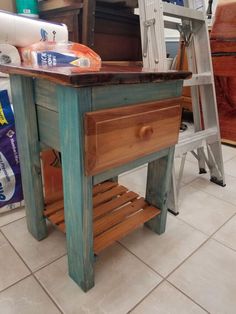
[
  {"left": 176, "top": 127, "right": 219, "bottom": 156},
  {"left": 163, "top": 2, "right": 205, "bottom": 21},
  {"left": 184, "top": 72, "right": 212, "bottom": 87}
]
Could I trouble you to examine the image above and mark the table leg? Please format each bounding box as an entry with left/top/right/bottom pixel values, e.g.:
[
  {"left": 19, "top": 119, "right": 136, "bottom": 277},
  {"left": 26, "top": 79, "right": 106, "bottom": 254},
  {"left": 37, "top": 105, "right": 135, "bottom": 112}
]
[
  {"left": 57, "top": 86, "right": 94, "bottom": 292},
  {"left": 10, "top": 75, "right": 47, "bottom": 240},
  {"left": 145, "top": 147, "right": 175, "bottom": 234}
]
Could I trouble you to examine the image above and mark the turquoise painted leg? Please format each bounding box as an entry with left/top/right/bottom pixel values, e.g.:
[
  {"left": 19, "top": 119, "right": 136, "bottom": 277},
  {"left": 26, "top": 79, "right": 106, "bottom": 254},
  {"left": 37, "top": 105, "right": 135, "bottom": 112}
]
[
  {"left": 145, "top": 147, "right": 175, "bottom": 234},
  {"left": 10, "top": 75, "right": 47, "bottom": 240},
  {"left": 57, "top": 85, "right": 94, "bottom": 292}
]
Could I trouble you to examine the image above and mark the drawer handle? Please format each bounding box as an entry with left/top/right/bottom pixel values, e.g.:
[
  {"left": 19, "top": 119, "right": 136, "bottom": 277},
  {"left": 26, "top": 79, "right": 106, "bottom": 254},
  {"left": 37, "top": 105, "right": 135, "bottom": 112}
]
[{"left": 138, "top": 126, "right": 154, "bottom": 140}]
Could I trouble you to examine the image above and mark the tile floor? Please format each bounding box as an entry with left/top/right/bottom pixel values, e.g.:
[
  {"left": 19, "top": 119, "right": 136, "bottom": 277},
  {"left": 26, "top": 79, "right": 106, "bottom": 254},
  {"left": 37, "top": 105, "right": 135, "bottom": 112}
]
[{"left": 1, "top": 144, "right": 236, "bottom": 314}]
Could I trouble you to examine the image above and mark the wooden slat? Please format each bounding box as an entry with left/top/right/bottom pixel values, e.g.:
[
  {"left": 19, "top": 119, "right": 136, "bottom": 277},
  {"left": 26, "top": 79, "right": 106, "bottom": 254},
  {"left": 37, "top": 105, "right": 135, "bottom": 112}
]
[
  {"left": 49, "top": 210, "right": 64, "bottom": 225},
  {"left": 93, "top": 191, "right": 138, "bottom": 220},
  {"left": 93, "top": 185, "right": 127, "bottom": 208},
  {"left": 94, "top": 206, "right": 159, "bottom": 254},
  {"left": 44, "top": 182, "right": 162, "bottom": 255},
  {"left": 44, "top": 199, "right": 64, "bottom": 217},
  {"left": 93, "top": 181, "right": 118, "bottom": 196},
  {"left": 93, "top": 197, "right": 147, "bottom": 236}
]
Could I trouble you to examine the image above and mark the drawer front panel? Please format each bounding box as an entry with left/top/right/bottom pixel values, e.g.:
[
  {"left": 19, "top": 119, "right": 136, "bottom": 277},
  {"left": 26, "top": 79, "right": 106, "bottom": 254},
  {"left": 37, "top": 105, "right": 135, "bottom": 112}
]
[{"left": 85, "top": 98, "right": 182, "bottom": 175}]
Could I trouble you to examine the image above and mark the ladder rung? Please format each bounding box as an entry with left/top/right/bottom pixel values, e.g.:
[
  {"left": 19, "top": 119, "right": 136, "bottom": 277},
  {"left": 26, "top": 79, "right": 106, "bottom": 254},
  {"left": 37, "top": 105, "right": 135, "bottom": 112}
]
[
  {"left": 176, "top": 127, "right": 219, "bottom": 156},
  {"left": 184, "top": 73, "right": 212, "bottom": 87},
  {"left": 163, "top": 2, "right": 205, "bottom": 21}
]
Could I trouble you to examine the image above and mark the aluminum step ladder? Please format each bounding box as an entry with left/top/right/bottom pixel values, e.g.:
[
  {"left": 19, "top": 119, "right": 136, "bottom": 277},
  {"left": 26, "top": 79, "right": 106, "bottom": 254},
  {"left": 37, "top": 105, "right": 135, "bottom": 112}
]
[{"left": 138, "top": 0, "right": 225, "bottom": 214}]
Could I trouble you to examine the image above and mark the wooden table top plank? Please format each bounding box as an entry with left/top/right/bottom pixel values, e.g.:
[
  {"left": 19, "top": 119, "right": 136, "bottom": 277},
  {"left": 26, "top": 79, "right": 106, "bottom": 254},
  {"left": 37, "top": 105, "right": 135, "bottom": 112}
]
[{"left": 0, "top": 64, "right": 191, "bottom": 87}]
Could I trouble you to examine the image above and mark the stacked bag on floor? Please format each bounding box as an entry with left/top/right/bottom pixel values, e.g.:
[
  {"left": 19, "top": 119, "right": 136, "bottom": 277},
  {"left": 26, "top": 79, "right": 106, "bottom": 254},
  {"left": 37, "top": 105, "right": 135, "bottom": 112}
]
[{"left": 0, "top": 90, "right": 23, "bottom": 209}]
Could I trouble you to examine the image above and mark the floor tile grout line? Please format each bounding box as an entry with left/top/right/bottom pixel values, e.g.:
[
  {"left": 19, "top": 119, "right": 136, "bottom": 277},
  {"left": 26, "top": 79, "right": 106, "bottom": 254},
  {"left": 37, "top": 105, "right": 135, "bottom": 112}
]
[
  {"left": 126, "top": 280, "right": 164, "bottom": 314},
  {"left": 0, "top": 229, "right": 32, "bottom": 273},
  {"left": 174, "top": 207, "right": 236, "bottom": 239},
  {"left": 0, "top": 274, "right": 32, "bottom": 294},
  {"left": 166, "top": 280, "right": 210, "bottom": 314},
  {"left": 184, "top": 176, "right": 236, "bottom": 209},
  {"left": 32, "top": 273, "right": 64, "bottom": 314},
  {"left": 1, "top": 226, "right": 68, "bottom": 276},
  {"left": 165, "top": 212, "right": 236, "bottom": 281},
  {"left": 117, "top": 241, "right": 165, "bottom": 279},
  {"left": 0, "top": 214, "right": 26, "bottom": 229},
  {"left": 165, "top": 237, "right": 211, "bottom": 280},
  {"left": 0, "top": 229, "right": 66, "bottom": 313},
  {"left": 208, "top": 211, "right": 236, "bottom": 239},
  {"left": 211, "top": 237, "right": 236, "bottom": 254},
  {"left": 33, "top": 253, "right": 68, "bottom": 274}
]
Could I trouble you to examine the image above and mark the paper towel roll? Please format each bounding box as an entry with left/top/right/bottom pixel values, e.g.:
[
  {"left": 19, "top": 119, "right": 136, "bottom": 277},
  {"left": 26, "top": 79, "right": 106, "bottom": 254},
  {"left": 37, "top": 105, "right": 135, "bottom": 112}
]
[
  {"left": 0, "top": 44, "right": 21, "bottom": 66},
  {"left": 0, "top": 11, "right": 68, "bottom": 48},
  {"left": 0, "top": 44, "right": 21, "bottom": 78}
]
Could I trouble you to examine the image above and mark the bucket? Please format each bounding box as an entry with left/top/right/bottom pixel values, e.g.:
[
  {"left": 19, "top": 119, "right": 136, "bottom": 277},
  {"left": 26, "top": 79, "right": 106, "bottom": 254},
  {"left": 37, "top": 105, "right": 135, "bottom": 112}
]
[{"left": 15, "top": 0, "right": 39, "bottom": 18}]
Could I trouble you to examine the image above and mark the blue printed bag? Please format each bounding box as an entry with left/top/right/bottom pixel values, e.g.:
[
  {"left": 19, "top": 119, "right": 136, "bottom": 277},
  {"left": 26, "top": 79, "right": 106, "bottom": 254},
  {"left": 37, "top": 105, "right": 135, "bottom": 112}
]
[{"left": 0, "top": 90, "right": 23, "bottom": 207}]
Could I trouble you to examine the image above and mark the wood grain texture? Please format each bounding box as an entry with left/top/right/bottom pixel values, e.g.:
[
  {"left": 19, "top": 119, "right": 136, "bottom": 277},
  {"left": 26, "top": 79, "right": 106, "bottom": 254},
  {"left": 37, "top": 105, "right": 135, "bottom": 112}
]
[
  {"left": 35, "top": 79, "right": 57, "bottom": 111},
  {"left": 93, "top": 191, "right": 138, "bottom": 220},
  {"left": 145, "top": 147, "right": 175, "bottom": 234},
  {"left": 92, "top": 81, "right": 183, "bottom": 110},
  {"left": 36, "top": 106, "right": 60, "bottom": 151},
  {"left": 0, "top": 64, "right": 191, "bottom": 87},
  {"left": 10, "top": 75, "right": 47, "bottom": 240},
  {"left": 93, "top": 197, "right": 146, "bottom": 236},
  {"left": 34, "top": 80, "right": 184, "bottom": 113},
  {"left": 93, "top": 185, "right": 127, "bottom": 207},
  {"left": 85, "top": 98, "right": 181, "bottom": 175},
  {"left": 44, "top": 182, "right": 161, "bottom": 254},
  {"left": 93, "top": 205, "right": 159, "bottom": 253},
  {"left": 93, "top": 147, "right": 170, "bottom": 185},
  {"left": 57, "top": 85, "right": 94, "bottom": 292}
]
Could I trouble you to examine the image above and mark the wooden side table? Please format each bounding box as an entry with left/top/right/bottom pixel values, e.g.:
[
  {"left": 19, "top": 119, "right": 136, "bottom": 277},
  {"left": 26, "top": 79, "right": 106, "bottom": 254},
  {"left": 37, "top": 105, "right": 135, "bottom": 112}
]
[{"left": 1, "top": 64, "right": 190, "bottom": 291}]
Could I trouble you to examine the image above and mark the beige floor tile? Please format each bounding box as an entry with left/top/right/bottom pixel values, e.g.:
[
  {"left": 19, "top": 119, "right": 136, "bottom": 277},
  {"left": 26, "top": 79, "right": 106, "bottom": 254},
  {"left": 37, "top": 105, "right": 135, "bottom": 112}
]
[
  {"left": 224, "top": 156, "right": 236, "bottom": 177},
  {"left": 120, "top": 215, "right": 207, "bottom": 277},
  {"left": 0, "top": 207, "right": 25, "bottom": 228},
  {"left": 131, "top": 281, "right": 207, "bottom": 314},
  {"left": 35, "top": 243, "right": 161, "bottom": 314},
  {"left": 0, "top": 232, "right": 30, "bottom": 292},
  {"left": 190, "top": 174, "right": 236, "bottom": 206},
  {"left": 119, "top": 166, "right": 147, "bottom": 196},
  {"left": 185, "top": 150, "right": 199, "bottom": 164},
  {"left": 1, "top": 218, "right": 67, "bottom": 272},
  {"left": 169, "top": 239, "right": 236, "bottom": 314},
  {"left": 0, "top": 276, "right": 60, "bottom": 314},
  {"left": 213, "top": 214, "right": 236, "bottom": 251},
  {"left": 178, "top": 185, "right": 236, "bottom": 235},
  {"left": 174, "top": 158, "right": 204, "bottom": 186},
  {"left": 221, "top": 144, "right": 236, "bottom": 162}
]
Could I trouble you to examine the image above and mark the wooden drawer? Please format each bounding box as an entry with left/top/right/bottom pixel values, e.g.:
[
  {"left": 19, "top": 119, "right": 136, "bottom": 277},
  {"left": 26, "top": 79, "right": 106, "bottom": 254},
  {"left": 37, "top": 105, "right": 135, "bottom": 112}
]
[{"left": 85, "top": 98, "right": 182, "bottom": 175}]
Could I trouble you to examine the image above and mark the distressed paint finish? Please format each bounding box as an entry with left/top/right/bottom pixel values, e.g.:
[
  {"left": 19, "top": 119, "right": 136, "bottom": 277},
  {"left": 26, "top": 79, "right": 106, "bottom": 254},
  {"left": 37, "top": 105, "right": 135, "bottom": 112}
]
[
  {"left": 92, "top": 81, "right": 183, "bottom": 110},
  {"left": 6, "top": 66, "right": 185, "bottom": 292},
  {"left": 36, "top": 106, "right": 60, "bottom": 151},
  {"left": 10, "top": 75, "right": 47, "bottom": 240},
  {"left": 145, "top": 147, "right": 175, "bottom": 234},
  {"left": 93, "top": 148, "right": 169, "bottom": 185},
  {"left": 34, "top": 79, "right": 183, "bottom": 113},
  {"left": 57, "top": 85, "right": 94, "bottom": 292}
]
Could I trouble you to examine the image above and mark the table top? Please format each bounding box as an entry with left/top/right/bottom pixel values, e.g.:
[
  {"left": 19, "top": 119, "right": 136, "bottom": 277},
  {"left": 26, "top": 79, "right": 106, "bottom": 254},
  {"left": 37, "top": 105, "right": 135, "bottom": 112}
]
[{"left": 0, "top": 64, "right": 191, "bottom": 87}]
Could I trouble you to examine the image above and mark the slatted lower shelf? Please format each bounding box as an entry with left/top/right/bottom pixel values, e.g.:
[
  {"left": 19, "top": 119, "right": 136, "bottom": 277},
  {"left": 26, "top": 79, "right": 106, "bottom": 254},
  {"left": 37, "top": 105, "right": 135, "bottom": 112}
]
[{"left": 44, "top": 181, "right": 161, "bottom": 254}]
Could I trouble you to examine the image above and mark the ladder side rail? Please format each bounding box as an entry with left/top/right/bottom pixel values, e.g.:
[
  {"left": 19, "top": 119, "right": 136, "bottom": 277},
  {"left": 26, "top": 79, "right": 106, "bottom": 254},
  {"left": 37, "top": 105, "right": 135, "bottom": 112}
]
[{"left": 138, "top": 0, "right": 167, "bottom": 71}]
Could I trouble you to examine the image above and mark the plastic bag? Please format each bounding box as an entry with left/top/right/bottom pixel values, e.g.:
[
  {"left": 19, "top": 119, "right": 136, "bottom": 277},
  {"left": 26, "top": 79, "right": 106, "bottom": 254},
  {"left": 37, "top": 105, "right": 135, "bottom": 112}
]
[
  {"left": 20, "top": 41, "right": 101, "bottom": 72},
  {"left": 0, "top": 90, "right": 23, "bottom": 208}
]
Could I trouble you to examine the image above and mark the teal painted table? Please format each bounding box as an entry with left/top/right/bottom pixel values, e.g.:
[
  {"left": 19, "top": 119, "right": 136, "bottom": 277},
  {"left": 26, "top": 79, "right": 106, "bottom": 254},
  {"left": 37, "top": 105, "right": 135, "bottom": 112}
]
[{"left": 1, "top": 64, "right": 190, "bottom": 292}]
